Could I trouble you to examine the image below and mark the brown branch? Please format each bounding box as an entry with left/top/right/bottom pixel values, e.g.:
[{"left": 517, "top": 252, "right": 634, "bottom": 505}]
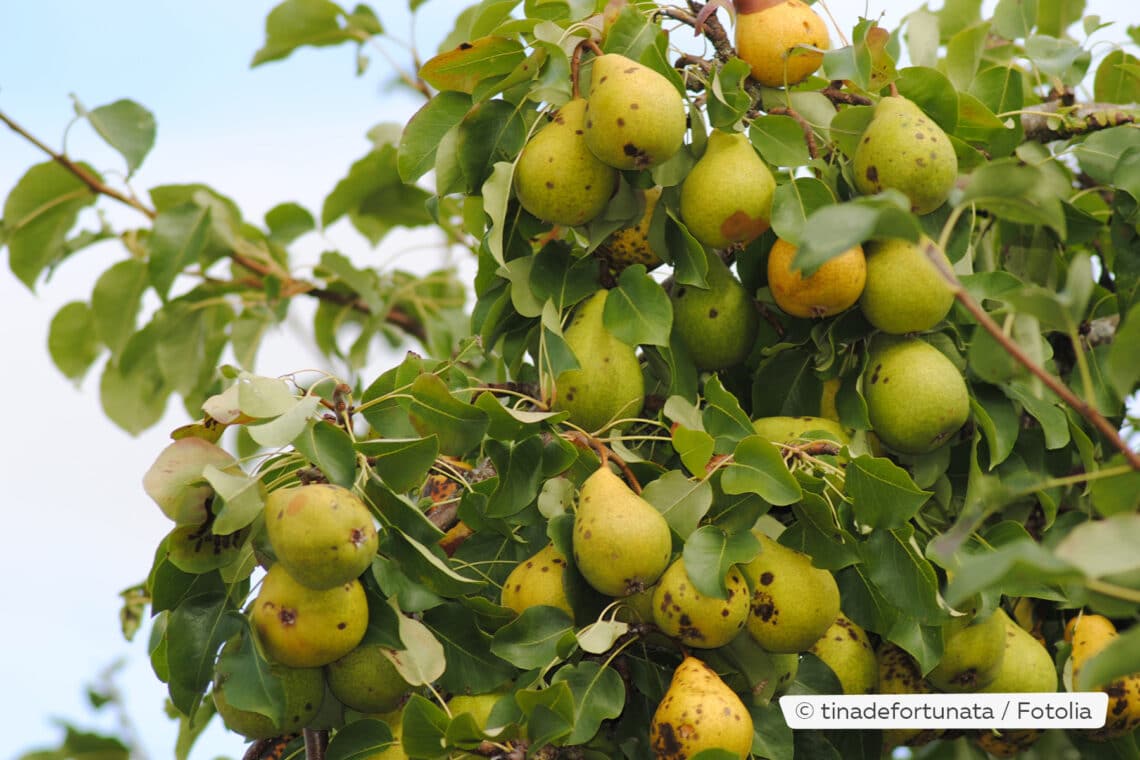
[
  {"left": 767, "top": 106, "right": 819, "bottom": 159},
  {"left": 923, "top": 247, "right": 1140, "bottom": 471},
  {"left": 303, "top": 728, "right": 328, "bottom": 760},
  {"left": 820, "top": 85, "right": 873, "bottom": 107},
  {"left": 657, "top": 3, "right": 735, "bottom": 62},
  {"left": 1021, "top": 101, "right": 1137, "bottom": 142},
  {"left": 0, "top": 109, "right": 156, "bottom": 219}
]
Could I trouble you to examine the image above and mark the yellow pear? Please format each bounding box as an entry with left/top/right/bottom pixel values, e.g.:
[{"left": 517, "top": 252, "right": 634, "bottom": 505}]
[
  {"left": 326, "top": 642, "right": 412, "bottom": 713},
  {"left": 853, "top": 95, "right": 958, "bottom": 215},
  {"left": 650, "top": 656, "right": 754, "bottom": 760},
  {"left": 554, "top": 290, "right": 645, "bottom": 432},
  {"left": 500, "top": 543, "right": 575, "bottom": 618},
  {"left": 860, "top": 237, "right": 956, "bottom": 334},
  {"left": 863, "top": 338, "right": 969, "bottom": 455},
  {"left": 741, "top": 532, "right": 839, "bottom": 653},
  {"left": 572, "top": 466, "right": 672, "bottom": 597},
  {"left": 652, "top": 557, "right": 750, "bottom": 648},
  {"left": 251, "top": 563, "right": 368, "bottom": 668},
  {"left": 927, "top": 611, "right": 1007, "bottom": 692},
  {"left": 583, "top": 53, "right": 686, "bottom": 170},
  {"left": 878, "top": 642, "right": 944, "bottom": 749},
  {"left": 680, "top": 130, "right": 775, "bottom": 249},
  {"left": 514, "top": 98, "right": 618, "bottom": 226},
  {"left": 751, "top": 415, "right": 848, "bottom": 445},
  {"left": 1069, "top": 613, "right": 1140, "bottom": 741},
  {"left": 265, "top": 483, "right": 379, "bottom": 590},
  {"left": 734, "top": 0, "right": 829, "bottom": 87},
  {"left": 600, "top": 186, "right": 664, "bottom": 272},
  {"left": 809, "top": 613, "right": 879, "bottom": 695},
  {"left": 670, "top": 253, "right": 759, "bottom": 370},
  {"left": 212, "top": 637, "right": 324, "bottom": 739},
  {"left": 767, "top": 237, "right": 866, "bottom": 318},
  {"left": 365, "top": 708, "right": 407, "bottom": 760}
]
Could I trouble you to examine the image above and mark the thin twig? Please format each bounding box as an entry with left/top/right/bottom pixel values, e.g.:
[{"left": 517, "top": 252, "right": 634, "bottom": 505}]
[
  {"left": 767, "top": 106, "right": 819, "bottom": 159},
  {"left": 821, "top": 85, "right": 873, "bottom": 107}
]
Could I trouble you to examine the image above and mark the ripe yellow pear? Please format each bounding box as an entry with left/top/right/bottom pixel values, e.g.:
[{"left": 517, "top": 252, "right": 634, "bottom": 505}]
[
  {"left": 212, "top": 637, "right": 324, "bottom": 739},
  {"left": 326, "top": 642, "right": 412, "bottom": 713},
  {"left": 554, "top": 290, "right": 645, "bottom": 432},
  {"left": 768, "top": 238, "right": 866, "bottom": 318},
  {"left": 751, "top": 415, "right": 848, "bottom": 445},
  {"left": 680, "top": 130, "right": 775, "bottom": 249},
  {"left": 584, "top": 53, "right": 686, "bottom": 170},
  {"left": 741, "top": 532, "right": 840, "bottom": 653},
  {"left": 860, "top": 237, "right": 956, "bottom": 334},
  {"left": 650, "top": 656, "right": 754, "bottom": 760},
  {"left": 809, "top": 613, "right": 879, "bottom": 694},
  {"left": 572, "top": 466, "right": 672, "bottom": 597},
  {"left": 251, "top": 563, "right": 369, "bottom": 668},
  {"left": 878, "top": 642, "right": 943, "bottom": 749},
  {"left": 734, "top": 0, "right": 829, "bottom": 87},
  {"left": 863, "top": 338, "right": 970, "bottom": 455},
  {"left": 853, "top": 95, "right": 958, "bottom": 215},
  {"left": 514, "top": 98, "right": 618, "bottom": 226},
  {"left": 652, "top": 558, "right": 750, "bottom": 648},
  {"left": 670, "top": 253, "right": 759, "bottom": 370},
  {"left": 600, "top": 186, "right": 664, "bottom": 272},
  {"left": 265, "top": 483, "right": 378, "bottom": 590},
  {"left": 927, "top": 611, "right": 1007, "bottom": 692},
  {"left": 1069, "top": 613, "right": 1140, "bottom": 741},
  {"left": 500, "top": 543, "right": 575, "bottom": 618}
]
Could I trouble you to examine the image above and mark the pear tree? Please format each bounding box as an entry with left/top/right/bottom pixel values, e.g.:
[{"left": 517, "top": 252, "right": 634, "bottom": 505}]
[{"left": 6, "top": 0, "right": 1140, "bottom": 758}]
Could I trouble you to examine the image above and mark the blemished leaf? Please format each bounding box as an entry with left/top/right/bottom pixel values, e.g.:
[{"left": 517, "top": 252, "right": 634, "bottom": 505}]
[
  {"left": 419, "top": 36, "right": 526, "bottom": 94},
  {"left": 750, "top": 115, "right": 812, "bottom": 167},
  {"left": 682, "top": 526, "right": 761, "bottom": 598},
  {"left": 252, "top": 0, "right": 364, "bottom": 66},
  {"left": 641, "top": 470, "right": 714, "bottom": 539},
  {"left": 91, "top": 259, "right": 147, "bottom": 360},
  {"left": 847, "top": 455, "right": 931, "bottom": 530},
  {"left": 722, "top": 435, "right": 802, "bottom": 506},
  {"left": 292, "top": 419, "right": 357, "bottom": 487},
  {"left": 48, "top": 301, "right": 100, "bottom": 380},
  {"left": 325, "top": 718, "right": 396, "bottom": 760},
  {"left": 550, "top": 660, "right": 626, "bottom": 744},
  {"left": 1055, "top": 515, "right": 1140, "bottom": 578},
  {"left": 81, "top": 98, "right": 157, "bottom": 175},
  {"left": 356, "top": 436, "right": 439, "bottom": 493},
  {"left": 1076, "top": 624, "right": 1140, "bottom": 691},
  {"left": 203, "top": 465, "right": 264, "bottom": 535},
  {"left": 408, "top": 373, "right": 489, "bottom": 457},
  {"left": 604, "top": 264, "right": 673, "bottom": 347},
  {"left": 384, "top": 599, "right": 447, "bottom": 686},
  {"left": 490, "top": 606, "right": 574, "bottom": 669},
  {"left": 398, "top": 91, "right": 474, "bottom": 182}
]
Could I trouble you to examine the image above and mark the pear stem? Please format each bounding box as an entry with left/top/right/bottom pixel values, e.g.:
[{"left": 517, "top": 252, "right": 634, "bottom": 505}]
[
  {"left": 571, "top": 39, "right": 590, "bottom": 99},
  {"left": 888, "top": 82, "right": 900, "bottom": 97},
  {"left": 921, "top": 242, "right": 1140, "bottom": 471}
]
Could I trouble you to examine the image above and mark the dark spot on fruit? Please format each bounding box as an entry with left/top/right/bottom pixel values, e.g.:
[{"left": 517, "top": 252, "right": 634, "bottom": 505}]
[
  {"left": 916, "top": 158, "right": 927, "bottom": 167},
  {"left": 585, "top": 184, "right": 592, "bottom": 190},
  {"left": 653, "top": 721, "right": 681, "bottom": 756},
  {"left": 721, "top": 608, "right": 731, "bottom": 617},
  {"left": 600, "top": 75, "right": 608, "bottom": 83},
  {"left": 304, "top": 702, "right": 313, "bottom": 710},
  {"left": 514, "top": 584, "right": 521, "bottom": 592},
  {"left": 459, "top": 42, "right": 473, "bottom": 50},
  {"left": 617, "top": 118, "right": 625, "bottom": 126},
  {"left": 866, "top": 166, "right": 879, "bottom": 183},
  {"left": 279, "top": 608, "right": 297, "bottom": 626},
  {"left": 862, "top": 136, "right": 871, "bottom": 144},
  {"left": 337, "top": 622, "right": 347, "bottom": 630},
  {"left": 584, "top": 530, "right": 592, "bottom": 539},
  {"left": 751, "top": 592, "right": 776, "bottom": 622},
  {"left": 545, "top": 181, "right": 554, "bottom": 189},
  {"left": 760, "top": 571, "right": 774, "bottom": 585},
  {"left": 277, "top": 510, "right": 284, "bottom": 520},
  {"left": 586, "top": 119, "right": 593, "bottom": 128},
  {"left": 709, "top": 308, "right": 719, "bottom": 318},
  {"left": 870, "top": 364, "right": 881, "bottom": 383},
  {"left": 575, "top": 128, "right": 583, "bottom": 135},
  {"left": 624, "top": 67, "right": 637, "bottom": 74},
  {"left": 540, "top": 566, "right": 549, "bottom": 572},
  {"left": 915, "top": 132, "right": 924, "bottom": 140},
  {"left": 679, "top": 614, "right": 692, "bottom": 626},
  {"left": 630, "top": 103, "right": 640, "bottom": 109}
]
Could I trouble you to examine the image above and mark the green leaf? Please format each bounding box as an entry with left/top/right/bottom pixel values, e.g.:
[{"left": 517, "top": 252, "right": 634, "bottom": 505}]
[
  {"left": 265, "top": 202, "right": 315, "bottom": 244},
  {"left": 490, "top": 606, "right": 574, "bottom": 669},
  {"left": 959, "top": 160, "right": 1066, "bottom": 236},
  {"left": 858, "top": 527, "right": 943, "bottom": 623},
  {"left": 322, "top": 144, "right": 433, "bottom": 245},
  {"left": 707, "top": 58, "right": 753, "bottom": 130},
  {"left": 408, "top": 373, "right": 489, "bottom": 457},
  {"left": 82, "top": 98, "right": 157, "bottom": 175},
  {"left": 1076, "top": 624, "right": 1140, "bottom": 691},
  {"left": 456, "top": 99, "right": 526, "bottom": 194},
  {"left": 422, "top": 603, "right": 516, "bottom": 694},
  {"left": 48, "top": 301, "right": 100, "bottom": 380},
  {"left": 972, "top": 387, "right": 1019, "bottom": 468},
  {"left": 236, "top": 374, "right": 296, "bottom": 418},
  {"left": 4, "top": 160, "right": 98, "bottom": 288},
  {"left": 722, "top": 435, "right": 802, "bottom": 506},
  {"left": 293, "top": 419, "right": 357, "bottom": 488},
  {"left": 1090, "top": 455, "right": 1140, "bottom": 517},
  {"left": 795, "top": 197, "right": 921, "bottom": 276},
  {"left": 419, "top": 36, "right": 526, "bottom": 94},
  {"left": 247, "top": 395, "right": 322, "bottom": 448},
  {"left": 383, "top": 529, "right": 485, "bottom": 597},
  {"left": 91, "top": 258, "right": 148, "bottom": 359},
  {"left": 1095, "top": 50, "right": 1140, "bottom": 103},
  {"left": 213, "top": 632, "right": 284, "bottom": 726},
  {"left": 896, "top": 66, "right": 959, "bottom": 133},
  {"left": 682, "top": 526, "right": 761, "bottom": 598},
  {"left": 385, "top": 599, "right": 447, "bottom": 686},
  {"left": 319, "top": 251, "right": 386, "bottom": 316},
  {"left": 1025, "top": 35, "right": 1091, "bottom": 85},
  {"left": 943, "top": 538, "right": 1083, "bottom": 606},
  {"left": 751, "top": 701, "right": 794, "bottom": 760},
  {"left": 204, "top": 465, "right": 265, "bottom": 535},
  {"left": 166, "top": 597, "right": 240, "bottom": 716},
  {"left": 252, "top": 0, "right": 363, "bottom": 66},
  {"left": 604, "top": 264, "right": 672, "bottom": 347},
  {"left": 641, "top": 470, "right": 714, "bottom": 539},
  {"left": 325, "top": 718, "right": 396, "bottom": 760},
  {"left": 672, "top": 426, "right": 716, "bottom": 477},
  {"left": 100, "top": 352, "right": 168, "bottom": 435},
  {"left": 398, "top": 91, "right": 474, "bottom": 182},
  {"left": 148, "top": 203, "right": 211, "bottom": 300},
  {"left": 847, "top": 455, "right": 931, "bottom": 530},
  {"left": 702, "top": 375, "right": 755, "bottom": 448},
  {"left": 750, "top": 116, "right": 811, "bottom": 167},
  {"left": 992, "top": 0, "right": 1037, "bottom": 39},
  {"left": 1055, "top": 515, "right": 1140, "bottom": 578},
  {"left": 401, "top": 694, "right": 451, "bottom": 759},
  {"left": 357, "top": 436, "right": 439, "bottom": 493},
  {"left": 529, "top": 242, "right": 601, "bottom": 313},
  {"left": 550, "top": 661, "right": 626, "bottom": 744},
  {"left": 485, "top": 436, "right": 544, "bottom": 518},
  {"left": 769, "top": 177, "right": 835, "bottom": 246}
]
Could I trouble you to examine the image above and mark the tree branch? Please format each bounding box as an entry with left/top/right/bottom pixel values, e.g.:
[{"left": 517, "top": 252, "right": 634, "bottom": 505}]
[
  {"left": 1021, "top": 101, "right": 1137, "bottom": 142},
  {"left": 767, "top": 106, "right": 819, "bottom": 158},
  {"left": 303, "top": 728, "right": 328, "bottom": 760}
]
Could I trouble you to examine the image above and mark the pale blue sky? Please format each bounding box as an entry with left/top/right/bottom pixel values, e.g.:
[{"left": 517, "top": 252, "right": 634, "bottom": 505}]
[{"left": 0, "top": 0, "right": 1132, "bottom": 758}]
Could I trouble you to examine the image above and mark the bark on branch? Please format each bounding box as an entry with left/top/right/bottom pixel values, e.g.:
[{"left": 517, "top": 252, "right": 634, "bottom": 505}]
[{"left": 1021, "top": 101, "right": 1138, "bottom": 142}]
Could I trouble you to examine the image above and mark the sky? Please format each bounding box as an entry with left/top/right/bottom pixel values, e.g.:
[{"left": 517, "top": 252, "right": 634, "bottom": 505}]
[{"left": 0, "top": 0, "right": 1132, "bottom": 758}]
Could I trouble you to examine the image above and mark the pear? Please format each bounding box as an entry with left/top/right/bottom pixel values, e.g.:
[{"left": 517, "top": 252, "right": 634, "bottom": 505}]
[
  {"left": 326, "top": 642, "right": 412, "bottom": 713},
  {"left": 573, "top": 466, "right": 672, "bottom": 597},
  {"left": 251, "top": 563, "right": 369, "bottom": 668},
  {"left": 1069, "top": 613, "right": 1140, "bottom": 741},
  {"left": 554, "top": 290, "right": 645, "bottom": 432},
  {"left": 143, "top": 437, "right": 237, "bottom": 525},
  {"left": 500, "top": 543, "right": 575, "bottom": 618},
  {"left": 583, "top": 53, "right": 686, "bottom": 170},
  {"left": 767, "top": 237, "right": 866, "bottom": 318},
  {"left": 514, "top": 98, "right": 618, "bottom": 226},
  {"left": 751, "top": 415, "right": 848, "bottom": 445},
  {"left": 853, "top": 95, "right": 958, "bottom": 215},
  {"left": 670, "top": 253, "right": 759, "bottom": 370},
  {"left": 809, "top": 613, "right": 879, "bottom": 695},
  {"left": 448, "top": 692, "right": 506, "bottom": 731},
  {"left": 652, "top": 558, "right": 750, "bottom": 649},
  {"left": 212, "top": 636, "right": 325, "bottom": 740},
  {"left": 366, "top": 708, "right": 407, "bottom": 760},
  {"left": 265, "top": 483, "right": 379, "bottom": 590},
  {"left": 927, "top": 611, "right": 1006, "bottom": 692},
  {"left": 650, "top": 656, "right": 754, "bottom": 760},
  {"left": 860, "top": 237, "right": 956, "bottom": 334},
  {"left": 863, "top": 338, "right": 969, "bottom": 455},
  {"left": 734, "top": 0, "right": 829, "bottom": 87},
  {"left": 600, "top": 186, "right": 664, "bottom": 272},
  {"left": 878, "top": 642, "right": 944, "bottom": 749},
  {"left": 741, "top": 531, "right": 840, "bottom": 653},
  {"left": 680, "top": 130, "right": 775, "bottom": 249},
  {"left": 165, "top": 522, "right": 249, "bottom": 574}
]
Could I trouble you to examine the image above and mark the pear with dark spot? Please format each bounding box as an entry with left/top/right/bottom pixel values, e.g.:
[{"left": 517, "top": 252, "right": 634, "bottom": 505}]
[
  {"left": 326, "top": 642, "right": 411, "bottom": 713},
  {"left": 652, "top": 557, "right": 749, "bottom": 648},
  {"left": 741, "top": 531, "right": 839, "bottom": 653},
  {"left": 879, "top": 642, "right": 943, "bottom": 749},
  {"left": 213, "top": 635, "right": 324, "bottom": 739},
  {"left": 927, "top": 610, "right": 1006, "bottom": 692},
  {"left": 680, "top": 130, "right": 775, "bottom": 248},
  {"left": 809, "top": 612, "right": 879, "bottom": 694},
  {"left": 500, "top": 543, "right": 575, "bottom": 618},
  {"left": 650, "top": 655, "right": 754, "bottom": 760},
  {"left": 670, "top": 252, "right": 758, "bottom": 370}
]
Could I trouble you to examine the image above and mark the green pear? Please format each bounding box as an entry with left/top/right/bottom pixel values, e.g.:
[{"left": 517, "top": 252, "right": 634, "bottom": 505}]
[
  {"left": 650, "top": 656, "right": 754, "bottom": 760},
  {"left": 863, "top": 338, "right": 969, "bottom": 455},
  {"left": 212, "top": 636, "right": 324, "bottom": 739},
  {"left": 326, "top": 642, "right": 412, "bottom": 713},
  {"left": 143, "top": 437, "right": 237, "bottom": 525},
  {"left": 878, "top": 642, "right": 943, "bottom": 749},
  {"left": 448, "top": 692, "right": 506, "bottom": 730},
  {"left": 251, "top": 563, "right": 369, "bottom": 668},
  {"left": 265, "top": 483, "right": 379, "bottom": 590},
  {"left": 741, "top": 532, "right": 840, "bottom": 653},
  {"left": 927, "top": 611, "right": 1006, "bottom": 692},
  {"left": 652, "top": 558, "right": 749, "bottom": 648},
  {"left": 554, "top": 290, "right": 645, "bottom": 432},
  {"left": 165, "top": 522, "right": 249, "bottom": 574},
  {"left": 500, "top": 543, "right": 575, "bottom": 618},
  {"left": 860, "top": 237, "right": 956, "bottom": 334},
  {"left": 365, "top": 708, "right": 407, "bottom": 760},
  {"left": 600, "top": 186, "right": 663, "bottom": 272},
  {"left": 573, "top": 466, "right": 672, "bottom": 597},
  {"left": 714, "top": 632, "right": 800, "bottom": 705},
  {"left": 514, "top": 98, "right": 618, "bottom": 226},
  {"left": 584, "top": 53, "right": 686, "bottom": 170},
  {"left": 809, "top": 613, "right": 879, "bottom": 695},
  {"left": 680, "top": 130, "right": 775, "bottom": 248},
  {"left": 751, "top": 415, "right": 849, "bottom": 445},
  {"left": 670, "top": 252, "right": 759, "bottom": 370},
  {"left": 853, "top": 95, "right": 958, "bottom": 215}
]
